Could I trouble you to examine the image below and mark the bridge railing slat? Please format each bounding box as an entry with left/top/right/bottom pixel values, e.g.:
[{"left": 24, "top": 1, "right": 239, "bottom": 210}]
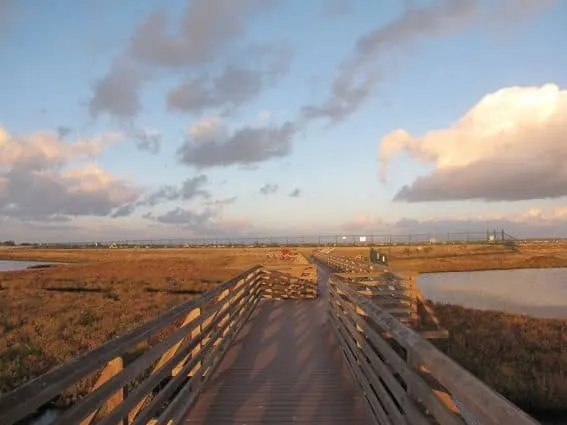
[
  {"left": 0, "top": 264, "right": 318, "bottom": 425},
  {"left": 89, "top": 277, "right": 262, "bottom": 425},
  {"left": 128, "top": 281, "right": 262, "bottom": 425},
  {"left": 0, "top": 266, "right": 261, "bottom": 425},
  {"left": 329, "top": 282, "right": 461, "bottom": 425},
  {"left": 326, "top": 269, "right": 540, "bottom": 425},
  {"left": 156, "top": 288, "right": 261, "bottom": 425}
]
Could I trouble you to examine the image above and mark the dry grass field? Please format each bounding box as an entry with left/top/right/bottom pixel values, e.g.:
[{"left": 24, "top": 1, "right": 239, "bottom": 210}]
[
  {"left": 0, "top": 247, "right": 310, "bottom": 398},
  {"left": 330, "top": 242, "right": 567, "bottom": 415},
  {"left": 433, "top": 303, "right": 567, "bottom": 416},
  {"left": 328, "top": 240, "right": 567, "bottom": 273},
  {"left": 1, "top": 242, "right": 566, "bottom": 417}
]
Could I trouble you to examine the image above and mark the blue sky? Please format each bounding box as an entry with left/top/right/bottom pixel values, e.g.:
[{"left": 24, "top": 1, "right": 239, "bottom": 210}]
[{"left": 1, "top": 0, "right": 566, "bottom": 241}]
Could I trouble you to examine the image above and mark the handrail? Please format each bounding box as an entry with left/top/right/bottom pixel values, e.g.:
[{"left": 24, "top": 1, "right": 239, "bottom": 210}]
[
  {"left": 327, "top": 274, "right": 540, "bottom": 425},
  {"left": 0, "top": 265, "right": 317, "bottom": 425},
  {"left": 261, "top": 268, "right": 317, "bottom": 299},
  {"left": 313, "top": 252, "right": 404, "bottom": 276}
]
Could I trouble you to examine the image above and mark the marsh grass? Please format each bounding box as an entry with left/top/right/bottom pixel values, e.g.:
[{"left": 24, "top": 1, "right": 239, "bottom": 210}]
[
  {"left": 328, "top": 241, "right": 567, "bottom": 273},
  {"left": 433, "top": 302, "right": 567, "bottom": 413},
  {"left": 0, "top": 247, "right": 279, "bottom": 397}
]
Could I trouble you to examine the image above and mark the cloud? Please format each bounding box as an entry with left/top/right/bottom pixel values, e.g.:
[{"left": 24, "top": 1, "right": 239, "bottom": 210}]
[
  {"left": 301, "top": 0, "right": 480, "bottom": 126},
  {"left": 260, "top": 183, "right": 278, "bottom": 195},
  {"left": 143, "top": 200, "right": 246, "bottom": 235},
  {"left": 0, "top": 125, "right": 140, "bottom": 221},
  {"left": 187, "top": 116, "right": 222, "bottom": 140},
  {"left": 341, "top": 206, "right": 567, "bottom": 239},
  {"left": 108, "top": 174, "right": 211, "bottom": 218},
  {"left": 0, "top": 127, "right": 121, "bottom": 168},
  {"left": 167, "top": 43, "right": 292, "bottom": 114},
  {"left": 205, "top": 196, "right": 237, "bottom": 208},
  {"left": 133, "top": 128, "right": 161, "bottom": 154},
  {"left": 379, "top": 84, "right": 567, "bottom": 202},
  {"left": 89, "top": 57, "right": 144, "bottom": 119},
  {"left": 57, "top": 126, "right": 73, "bottom": 139},
  {"left": 289, "top": 188, "right": 301, "bottom": 197},
  {"left": 301, "top": 0, "right": 558, "bottom": 127},
  {"left": 130, "top": 0, "right": 275, "bottom": 68},
  {"left": 0, "top": 212, "right": 255, "bottom": 242},
  {"left": 341, "top": 213, "right": 386, "bottom": 231},
  {"left": 0, "top": 164, "right": 141, "bottom": 221},
  {"left": 152, "top": 207, "right": 214, "bottom": 226},
  {"left": 90, "top": 0, "right": 282, "bottom": 120},
  {"left": 111, "top": 203, "right": 137, "bottom": 218},
  {"left": 141, "top": 175, "right": 210, "bottom": 207},
  {"left": 178, "top": 117, "right": 295, "bottom": 168}
]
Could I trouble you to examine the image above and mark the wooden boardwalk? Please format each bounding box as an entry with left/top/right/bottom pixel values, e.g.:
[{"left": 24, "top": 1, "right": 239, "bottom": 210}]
[
  {"left": 1, "top": 257, "right": 540, "bottom": 425},
  {"left": 183, "top": 271, "right": 370, "bottom": 424}
]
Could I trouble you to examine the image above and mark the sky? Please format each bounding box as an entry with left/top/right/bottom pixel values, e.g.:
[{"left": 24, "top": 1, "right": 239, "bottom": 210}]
[{"left": 1, "top": 0, "right": 566, "bottom": 242}]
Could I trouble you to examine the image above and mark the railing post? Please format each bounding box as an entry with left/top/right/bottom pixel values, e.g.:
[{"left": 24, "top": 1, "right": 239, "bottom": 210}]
[
  {"left": 178, "top": 307, "right": 202, "bottom": 377},
  {"left": 354, "top": 305, "right": 367, "bottom": 344},
  {"left": 81, "top": 357, "right": 124, "bottom": 425},
  {"left": 128, "top": 305, "right": 202, "bottom": 423},
  {"left": 214, "top": 288, "right": 231, "bottom": 346}
]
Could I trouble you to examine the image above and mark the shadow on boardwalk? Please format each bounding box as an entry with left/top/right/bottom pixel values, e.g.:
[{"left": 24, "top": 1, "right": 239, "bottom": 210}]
[{"left": 183, "top": 270, "right": 369, "bottom": 424}]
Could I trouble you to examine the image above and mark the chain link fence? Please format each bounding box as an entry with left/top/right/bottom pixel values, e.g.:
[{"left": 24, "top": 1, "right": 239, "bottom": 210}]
[{"left": 35, "top": 230, "right": 519, "bottom": 248}]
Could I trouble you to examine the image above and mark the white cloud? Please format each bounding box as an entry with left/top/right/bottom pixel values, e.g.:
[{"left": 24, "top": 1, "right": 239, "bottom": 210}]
[
  {"left": 0, "top": 127, "right": 122, "bottom": 168},
  {"left": 341, "top": 213, "right": 387, "bottom": 231},
  {"left": 342, "top": 205, "right": 567, "bottom": 238},
  {"left": 301, "top": 0, "right": 558, "bottom": 126},
  {"left": 379, "top": 84, "right": 567, "bottom": 201},
  {"left": 0, "top": 125, "right": 140, "bottom": 221},
  {"left": 187, "top": 116, "right": 223, "bottom": 141}
]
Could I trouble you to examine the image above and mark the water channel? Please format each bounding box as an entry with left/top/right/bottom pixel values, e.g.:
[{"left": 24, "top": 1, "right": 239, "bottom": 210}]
[{"left": 418, "top": 267, "right": 567, "bottom": 319}]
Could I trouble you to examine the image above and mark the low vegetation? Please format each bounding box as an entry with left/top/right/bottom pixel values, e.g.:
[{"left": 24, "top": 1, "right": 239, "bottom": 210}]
[
  {"left": 432, "top": 303, "right": 567, "bottom": 416},
  {"left": 332, "top": 240, "right": 567, "bottom": 273},
  {"left": 1, "top": 243, "right": 566, "bottom": 419},
  {"left": 0, "top": 247, "right": 307, "bottom": 400},
  {"left": 335, "top": 242, "right": 567, "bottom": 418}
]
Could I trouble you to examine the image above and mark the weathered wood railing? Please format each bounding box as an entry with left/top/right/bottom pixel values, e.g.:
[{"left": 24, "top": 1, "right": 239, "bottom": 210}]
[
  {"left": 327, "top": 273, "right": 540, "bottom": 425},
  {"left": 315, "top": 253, "right": 419, "bottom": 325},
  {"left": 0, "top": 266, "right": 315, "bottom": 425},
  {"left": 261, "top": 268, "right": 317, "bottom": 299},
  {"left": 317, "top": 252, "right": 386, "bottom": 274}
]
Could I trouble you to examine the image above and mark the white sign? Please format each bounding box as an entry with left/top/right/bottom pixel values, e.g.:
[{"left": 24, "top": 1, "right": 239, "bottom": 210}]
[{"left": 359, "top": 236, "right": 367, "bottom": 242}]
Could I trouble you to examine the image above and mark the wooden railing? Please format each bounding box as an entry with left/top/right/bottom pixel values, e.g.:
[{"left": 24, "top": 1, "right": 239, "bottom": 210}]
[
  {"left": 327, "top": 272, "right": 540, "bottom": 425},
  {"left": 315, "top": 253, "right": 419, "bottom": 324},
  {"left": 261, "top": 268, "right": 317, "bottom": 299},
  {"left": 0, "top": 266, "right": 316, "bottom": 425},
  {"left": 322, "top": 252, "right": 382, "bottom": 273}
]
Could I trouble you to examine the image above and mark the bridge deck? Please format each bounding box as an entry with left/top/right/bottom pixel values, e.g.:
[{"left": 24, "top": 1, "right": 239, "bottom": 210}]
[{"left": 183, "top": 273, "right": 370, "bottom": 424}]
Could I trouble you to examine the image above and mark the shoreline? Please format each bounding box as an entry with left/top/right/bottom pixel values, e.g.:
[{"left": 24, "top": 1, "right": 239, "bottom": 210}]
[{"left": 416, "top": 263, "right": 567, "bottom": 274}]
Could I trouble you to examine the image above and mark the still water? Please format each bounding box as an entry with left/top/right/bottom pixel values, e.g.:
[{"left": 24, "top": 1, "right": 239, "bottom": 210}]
[
  {"left": 0, "top": 260, "right": 55, "bottom": 271},
  {"left": 418, "top": 268, "right": 567, "bottom": 319}
]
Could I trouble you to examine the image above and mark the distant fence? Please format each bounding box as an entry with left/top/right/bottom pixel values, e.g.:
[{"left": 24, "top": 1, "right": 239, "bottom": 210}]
[{"left": 24, "top": 230, "right": 520, "bottom": 248}]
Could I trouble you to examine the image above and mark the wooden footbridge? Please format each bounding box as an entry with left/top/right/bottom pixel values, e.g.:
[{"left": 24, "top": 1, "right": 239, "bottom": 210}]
[{"left": 0, "top": 254, "right": 540, "bottom": 425}]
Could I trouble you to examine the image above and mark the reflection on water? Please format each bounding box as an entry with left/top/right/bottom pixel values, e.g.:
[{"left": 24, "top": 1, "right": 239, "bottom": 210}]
[
  {"left": 28, "top": 409, "right": 59, "bottom": 425},
  {"left": 0, "top": 260, "right": 54, "bottom": 271},
  {"left": 418, "top": 268, "right": 567, "bottom": 319}
]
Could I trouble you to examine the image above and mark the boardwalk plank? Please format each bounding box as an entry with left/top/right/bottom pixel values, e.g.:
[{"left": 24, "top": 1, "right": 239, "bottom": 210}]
[{"left": 183, "top": 272, "right": 371, "bottom": 425}]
